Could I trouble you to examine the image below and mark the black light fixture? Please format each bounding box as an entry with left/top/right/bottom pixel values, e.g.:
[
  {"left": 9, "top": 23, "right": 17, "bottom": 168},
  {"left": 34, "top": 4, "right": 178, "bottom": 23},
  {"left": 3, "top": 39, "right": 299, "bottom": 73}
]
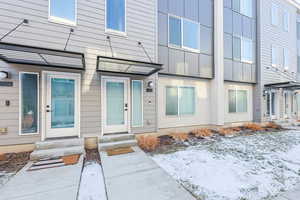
[{"left": 0, "top": 71, "right": 9, "bottom": 80}]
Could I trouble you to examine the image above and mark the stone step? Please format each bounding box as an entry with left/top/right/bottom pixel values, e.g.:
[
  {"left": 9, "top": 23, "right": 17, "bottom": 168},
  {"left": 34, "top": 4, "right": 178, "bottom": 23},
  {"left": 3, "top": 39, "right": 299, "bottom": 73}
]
[
  {"left": 35, "top": 138, "right": 84, "bottom": 150},
  {"left": 30, "top": 146, "right": 84, "bottom": 161},
  {"left": 99, "top": 139, "right": 137, "bottom": 151},
  {"left": 99, "top": 133, "right": 135, "bottom": 143}
]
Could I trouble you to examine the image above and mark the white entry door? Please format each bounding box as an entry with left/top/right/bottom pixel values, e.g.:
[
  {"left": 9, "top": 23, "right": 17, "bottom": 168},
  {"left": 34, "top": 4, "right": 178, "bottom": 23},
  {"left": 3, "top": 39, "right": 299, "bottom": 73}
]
[
  {"left": 102, "top": 77, "right": 129, "bottom": 134},
  {"left": 45, "top": 72, "right": 80, "bottom": 138}
]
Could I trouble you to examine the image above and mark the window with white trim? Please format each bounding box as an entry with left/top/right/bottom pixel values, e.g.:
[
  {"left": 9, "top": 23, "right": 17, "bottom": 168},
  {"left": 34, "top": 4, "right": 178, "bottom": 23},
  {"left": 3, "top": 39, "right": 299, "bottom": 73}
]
[
  {"left": 106, "top": 0, "right": 126, "bottom": 33},
  {"left": 132, "top": 80, "right": 143, "bottom": 127},
  {"left": 20, "top": 72, "right": 39, "bottom": 135},
  {"left": 229, "top": 89, "right": 248, "bottom": 113},
  {"left": 271, "top": 3, "right": 279, "bottom": 26},
  {"left": 240, "top": 0, "right": 253, "bottom": 18},
  {"left": 283, "top": 48, "right": 289, "bottom": 70},
  {"left": 241, "top": 37, "right": 253, "bottom": 63},
  {"left": 271, "top": 45, "right": 278, "bottom": 67},
  {"left": 166, "top": 86, "right": 195, "bottom": 116},
  {"left": 49, "top": 0, "right": 76, "bottom": 25},
  {"left": 283, "top": 10, "right": 290, "bottom": 32},
  {"left": 169, "top": 16, "right": 200, "bottom": 51}
]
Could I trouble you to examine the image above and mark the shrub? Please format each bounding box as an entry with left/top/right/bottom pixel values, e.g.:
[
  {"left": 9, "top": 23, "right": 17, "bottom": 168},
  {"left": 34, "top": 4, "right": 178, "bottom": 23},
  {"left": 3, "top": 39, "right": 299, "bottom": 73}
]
[
  {"left": 137, "top": 135, "right": 160, "bottom": 152},
  {"left": 218, "top": 128, "right": 237, "bottom": 136},
  {"left": 264, "top": 122, "right": 282, "bottom": 130},
  {"left": 191, "top": 128, "right": 213, "bottom": 138},
  {"left": 170, "top": 132, "right": 189, "bottom": 142},
  {"left": 243, "top": 123, "right": 264, "bottom": 131}
]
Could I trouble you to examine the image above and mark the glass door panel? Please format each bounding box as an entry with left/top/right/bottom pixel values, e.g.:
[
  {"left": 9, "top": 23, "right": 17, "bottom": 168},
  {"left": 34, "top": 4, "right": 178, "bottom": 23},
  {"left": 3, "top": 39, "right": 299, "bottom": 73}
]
[{"left": 106, "top": 82, "right": 125, "bottom": 125}]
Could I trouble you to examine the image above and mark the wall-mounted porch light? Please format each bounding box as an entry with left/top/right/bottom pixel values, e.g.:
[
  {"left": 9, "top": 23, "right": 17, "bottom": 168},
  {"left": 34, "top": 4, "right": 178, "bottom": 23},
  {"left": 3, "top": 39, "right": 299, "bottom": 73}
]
[
  {"left": 0, "top": 71, "right": 8, "bottom": 80},
  {"left": 147, "top": 80, "right": 154, "bottom": 89}
]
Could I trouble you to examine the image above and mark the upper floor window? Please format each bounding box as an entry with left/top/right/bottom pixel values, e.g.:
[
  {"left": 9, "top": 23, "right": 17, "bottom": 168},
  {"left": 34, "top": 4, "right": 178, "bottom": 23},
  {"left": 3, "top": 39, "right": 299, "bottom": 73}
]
[
  {"left": 283, "top": 11, "right": 290, "bottom": 32},
  {"left": 241, "top": 37, "right": 253, "bottom": 63},
  {"left": 271, "top": 3, "right": 279, "bottom": 26},
  {"left": 283, "top": 48, "right": 289, "bottom": 70},
  {"left": 49, "top": 0, "right": 76, "bottom": 25},
  {"left": 106, "top": 0, "right": 126, "bottom": 33},
  {"left": 240, "top": 0, "right": 253, "bottom": 18},
  {"left": 169, "top": 16, "right": 200, "bottom": 52}
]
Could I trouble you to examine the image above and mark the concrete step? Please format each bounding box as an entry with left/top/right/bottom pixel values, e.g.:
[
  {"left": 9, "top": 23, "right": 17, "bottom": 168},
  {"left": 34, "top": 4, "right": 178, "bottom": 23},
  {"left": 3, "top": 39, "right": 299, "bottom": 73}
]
[
  {"left": 35, "top": 138, "right": 84, "bottom": 150},
  {"left": 99, "top": 139, "right": 137, "bottom": 151},
  {"left": 99, "top": 133, "right": 135, "bottom": 143},
  {"left": 30, "top": 146, "right": 84, "bottom": 161}
]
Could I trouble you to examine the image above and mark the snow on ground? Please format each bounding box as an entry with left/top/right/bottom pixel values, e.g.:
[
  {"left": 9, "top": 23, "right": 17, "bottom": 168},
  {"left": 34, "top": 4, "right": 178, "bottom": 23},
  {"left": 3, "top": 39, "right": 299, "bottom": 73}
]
[
  {"left": 0, "top": 172, "right": 14, "bottom": 189},
  {"left": 78, "top": 161, "right": 107, "bottom": 200},
  {"left": 151, "top": 130, "right": 300, "bottom": 200}
]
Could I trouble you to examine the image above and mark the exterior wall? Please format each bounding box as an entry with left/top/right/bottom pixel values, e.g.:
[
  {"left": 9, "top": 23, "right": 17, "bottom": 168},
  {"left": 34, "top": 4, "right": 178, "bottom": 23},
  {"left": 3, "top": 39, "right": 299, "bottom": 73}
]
[
  {"left": 255, "top": 0, "right": 299, "bottom": 122},
  {"left": 223, "top": 0, "right": 257, "bottom": 83},
  {"left": 224, "top": 82, "right": 254, "bottom": 123},
  {"left": 157, "top": 0, "right": 214, "bottom": 78},
  {"left": 0, "top": 0, "right": 157, "bottom": 145},
  {"left": 157, "top": 76, "right": 211, "bottom": 128}
]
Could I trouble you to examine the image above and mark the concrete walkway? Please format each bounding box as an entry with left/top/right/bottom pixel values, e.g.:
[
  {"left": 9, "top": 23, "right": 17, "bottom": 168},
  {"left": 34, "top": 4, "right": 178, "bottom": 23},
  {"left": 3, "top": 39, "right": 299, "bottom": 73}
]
[
  {"left": 0, "top": 156, "right": 83, "bottom": 200},
  {"left": 274, "top": 185, "right": 300, "bottom": 200},
  {"left": 100, "top": 146, "right": 195, "bottom": 200}
]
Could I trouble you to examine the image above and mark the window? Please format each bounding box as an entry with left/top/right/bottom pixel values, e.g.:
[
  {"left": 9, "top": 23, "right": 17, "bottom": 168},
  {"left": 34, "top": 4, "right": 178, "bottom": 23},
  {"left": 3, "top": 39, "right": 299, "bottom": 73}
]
[
  {"left": 241, "top": 0, "right": 253, "bottom": 18},
  {"left": 166, "top": 86, "right": 195, "bottom": 116},
  {"left": 49, "top": 0, "right": 76, "bottom": 25},
  {"left": 20, "top": 73, "right": 39, "bottom": 135},
  {"left": 106, "top": 0, "right": 126, "bottom": 33},
  {"left": 169, "top": 16, "right": 181, "bottom": 46},
  {"left": 233, "top": 37, "right": 241, "bottom": 61},
  {"left": 271, "top": 3, "right": 279, "bottom": 26},
  {"left": 241, "top": 37, "right": 253, "bottom": 63},
  {"left": 271, "top": 46, "right": 277, "bottom": 67},
  {"left": 228, "top": 89, "right": 247, "bottom": 113},
  {"left": 182, "top": 20, "right": 200, "bottom": 50},
  {"left": 283, "top": 48, "right": 289, "bottom": 70},
  {"left": 169, "top": 16, "right": 200, "bottom": 51},
  {"left": 283, "top": 11, "right": 290, "bottom": 32},
  {"left": 266, "top": 92, "right": 276, "bottom": 116},
  {"left": 132, "top": 80, "right": 143, "bottom": 127}
]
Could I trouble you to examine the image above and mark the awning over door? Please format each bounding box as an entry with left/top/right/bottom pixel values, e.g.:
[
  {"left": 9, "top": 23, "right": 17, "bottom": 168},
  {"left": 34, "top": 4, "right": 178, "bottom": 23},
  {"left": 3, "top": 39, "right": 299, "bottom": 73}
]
[
  {"left": 265, "top": 81, "right": 300, "bottom": 90},
  {"left": 97, "top": 56, "right": 163, "bottom": 76},
  {"left": 0, "top": 42, "right": 85, "bottom": 70}
]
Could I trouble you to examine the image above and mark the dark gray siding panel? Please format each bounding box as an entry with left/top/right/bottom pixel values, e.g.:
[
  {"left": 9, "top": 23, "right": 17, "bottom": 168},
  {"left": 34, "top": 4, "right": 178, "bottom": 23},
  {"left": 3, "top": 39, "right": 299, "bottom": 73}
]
[
  {"left": 158, "top": 0, "right": 168, "bottom": 13},
  {"left": 200, "top": 26, "right": 213, "bottom": 55},
  {"left": 158, "top": 12, "right": 168, "bottom": 46},
  {"left": 224, "top": 0, "right": 232, "bottom": 8},
  {"left": 232, "top": 0, "right": 240, "bottom": 12},
  {"left": 185, "top": 52, "right": 199, "bottom": 76},
  {"left": 199, "top": 54, "right": 213, "bottom": 78},
  {"left": 198, "top": 0, "right": 213, "bottom": 27},
  {"left": 224, "top": 8, "right": 233, "bottom": 34},
  {"left": 252, "top": 64, "right": 256, "bottom": 82},
  {"left": 224, "top": 59, "right": 233, "bottom": 80},
  {"left": 169, "top": 48, "right": 185, "bottom": 74},
  {"left": 233, "top": 62, "right": 243, "bottom": 81},
  {"left": 169, "top": 0, "right": 184, "bottom": 17},
  {"left": 158, "top": 45, "right": 169, "bottom": 73},
  {"left": 224, "top": 33, "right": 233, "bottom": 59},
  {"left": 184, "top": 0, "right": 198, "bottom": 21}
]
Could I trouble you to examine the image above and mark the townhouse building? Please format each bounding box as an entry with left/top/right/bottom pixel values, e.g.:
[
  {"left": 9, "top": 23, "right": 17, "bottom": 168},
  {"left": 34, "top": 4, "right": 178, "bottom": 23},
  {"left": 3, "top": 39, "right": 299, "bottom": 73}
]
[{"left": 0, "top": 0, "right": 300, "bottom": 150}]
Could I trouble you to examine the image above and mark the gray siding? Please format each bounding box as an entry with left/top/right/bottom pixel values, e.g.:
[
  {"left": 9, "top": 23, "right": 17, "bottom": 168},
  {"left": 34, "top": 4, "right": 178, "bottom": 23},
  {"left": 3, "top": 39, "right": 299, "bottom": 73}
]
[
  {"left": 223, "top": 0, "right": 257, "bottom": 83},
  {"left": 157, "top": 0, "right": 214, "bottom": 79},
  {"left": 0, "top": 0, "right": 157, "bottom": 145}
]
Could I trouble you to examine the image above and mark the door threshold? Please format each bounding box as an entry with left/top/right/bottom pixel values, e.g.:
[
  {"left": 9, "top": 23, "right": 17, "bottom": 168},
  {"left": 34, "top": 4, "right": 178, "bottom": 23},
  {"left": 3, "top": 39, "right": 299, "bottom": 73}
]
[
  {"left": 45, "top": 136, "right": 79, "bottom": 141},
  {"left": 104, "top": 132, "right": 129, "bottom": 136}
]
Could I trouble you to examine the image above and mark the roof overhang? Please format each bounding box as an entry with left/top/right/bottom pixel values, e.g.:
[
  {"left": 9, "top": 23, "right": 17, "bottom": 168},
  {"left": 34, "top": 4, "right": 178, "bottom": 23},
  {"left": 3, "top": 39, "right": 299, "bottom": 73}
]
[
  {"left": 97, "top": 56, "right": 163, "bottom": 76},
  {"left": 265, "top": 81, "right": 300, "bottom": 90},
  {"left": 0, "top": 42, "right": 85, "bottom": 70}
]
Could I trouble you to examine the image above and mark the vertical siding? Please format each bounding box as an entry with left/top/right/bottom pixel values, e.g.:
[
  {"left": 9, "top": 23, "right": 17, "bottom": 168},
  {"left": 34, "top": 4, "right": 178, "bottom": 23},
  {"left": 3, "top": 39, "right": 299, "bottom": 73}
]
[{"left": 0, "top": 0, "right": 157, "bottom": 145}]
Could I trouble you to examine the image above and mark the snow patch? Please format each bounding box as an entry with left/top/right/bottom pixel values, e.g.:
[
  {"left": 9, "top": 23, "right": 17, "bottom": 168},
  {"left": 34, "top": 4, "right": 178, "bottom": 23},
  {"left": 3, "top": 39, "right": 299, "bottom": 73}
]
[
  {"left": 152, "top": 131, "right": 300, "bottom": 200},
  {"left": 78, "top": 162, "right": 107, "bottom": 200}
]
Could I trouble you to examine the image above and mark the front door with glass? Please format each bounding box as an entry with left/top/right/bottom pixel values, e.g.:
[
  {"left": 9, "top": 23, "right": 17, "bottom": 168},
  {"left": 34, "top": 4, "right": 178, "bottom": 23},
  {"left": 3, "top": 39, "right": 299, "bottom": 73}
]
[
  {"left": 102, "top": 77, "right": 129, "bottom": 134},
  {"left": 45, "top": 72, "right": 80, "bottom": 138}
]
